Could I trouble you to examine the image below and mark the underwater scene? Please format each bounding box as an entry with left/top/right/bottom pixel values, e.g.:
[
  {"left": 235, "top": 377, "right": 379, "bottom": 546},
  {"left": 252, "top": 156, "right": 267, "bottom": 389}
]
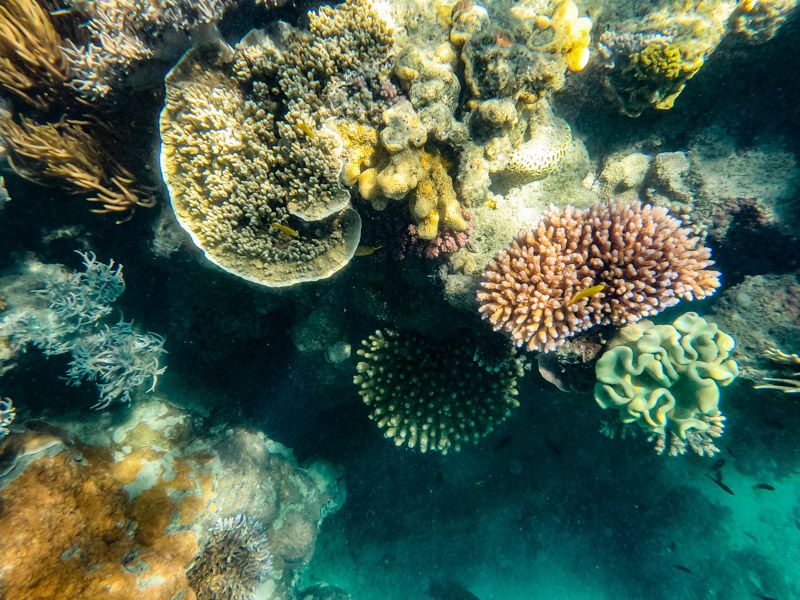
[{"left": 0, "top": 0, "right": 799, "bottom": 598}]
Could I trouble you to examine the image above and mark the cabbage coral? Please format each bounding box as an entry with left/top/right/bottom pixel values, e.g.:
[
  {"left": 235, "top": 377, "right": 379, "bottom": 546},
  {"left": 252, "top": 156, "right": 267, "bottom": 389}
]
[
  {"left": 595, "top": 313, "right": 738, "bottom": 457},
  {"left": 477, "top": 201, "right": 720, "bottom": 353},
  {"left": 354, "top": 330, "right": 525, "bottom": 454}
]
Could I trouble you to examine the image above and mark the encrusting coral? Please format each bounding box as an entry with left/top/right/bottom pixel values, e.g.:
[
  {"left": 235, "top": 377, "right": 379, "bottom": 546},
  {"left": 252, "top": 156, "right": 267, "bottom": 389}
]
[
  {"left": 729, "top": 0, "right": 798, "bottom": 43},
  {"left": 160, "top": 0, "right": 394, "bottom": 286},
  {"left": 0, "top": 0, "right": 70, "bottom": 110},
  {"left": 354, "top": 329, "right": 525, "bottom": 454},
  {"left": 0, "top": 115, "right": 154, "bottom": 215},
  {"left": 477, "top": 201, "right": 720, "bottom": 353},
  {"left": 597, "top": 1, "right": 736, "bottom": 116},
  {"left": 595, "top": 313, "right": 739, "bottom": 457}
]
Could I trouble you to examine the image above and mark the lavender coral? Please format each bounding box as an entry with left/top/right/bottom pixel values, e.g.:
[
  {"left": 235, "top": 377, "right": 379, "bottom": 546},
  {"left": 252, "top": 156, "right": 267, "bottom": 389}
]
[
  {"left": 0, "top": 251, "right": 166, "bottom": 408},
  {"left": 477, "top": 201, "right": 720, "bottom": 353}
]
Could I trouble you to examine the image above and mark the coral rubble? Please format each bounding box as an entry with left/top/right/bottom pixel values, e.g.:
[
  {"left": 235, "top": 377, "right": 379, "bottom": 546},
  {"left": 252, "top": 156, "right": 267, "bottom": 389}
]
[{"left": 595, "top": 312, "right": 739, "bottom": 457}]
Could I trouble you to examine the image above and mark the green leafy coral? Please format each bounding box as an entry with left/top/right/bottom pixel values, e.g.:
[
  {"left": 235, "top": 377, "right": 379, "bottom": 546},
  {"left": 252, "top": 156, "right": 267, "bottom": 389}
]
[
  {"left": 354, "top": 330, "right": 525, "bottom": 454},
  {"left": 595, "top": 312, "right": 739, "bottom": 457}
]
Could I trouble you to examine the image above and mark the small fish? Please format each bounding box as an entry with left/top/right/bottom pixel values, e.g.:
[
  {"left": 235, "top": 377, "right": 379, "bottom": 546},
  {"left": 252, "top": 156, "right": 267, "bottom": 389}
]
[
  {"left": 294, "top": 122, "right": 315, "bottom": 138},
  {"left": 754, "top": 483, "right": 776, "bottom": 491},
  {"left": 705, "top": 473, "right": 735, "bottom": 495},
  {"left": 428, "top": 577, "right": 480, "bottom": 600},
  {"left": 484, "top": 199, "right": 497, "bottom": 209},
  {"left": 49, "top": 8, "right": 75, "bottom": 16},
  {"left": 753, "top": 594, "right": 779, "bottom": 600},
  {"left": 492, "top": 433, "right": 513, "bottom": 451},
  {"left": 544, "top": 438, "right": 562, "bottom": 457},
  {"left": 672, "top": 564, "right": 693, "bottom": 574},
  {"left": 710, "top": 458, "right": 726, "bottom": 471},
  {"left": 566, "top": 284, "right": 606, "bottom": 307},
  {"left": 271, "top": 223, "right": 299, "bottom": 238},
  {"left": 355, "top": 245, "right": 383, "bottom": 257},
  {"left": 668, "top": 541, "right": 677, "bottom": 553}
]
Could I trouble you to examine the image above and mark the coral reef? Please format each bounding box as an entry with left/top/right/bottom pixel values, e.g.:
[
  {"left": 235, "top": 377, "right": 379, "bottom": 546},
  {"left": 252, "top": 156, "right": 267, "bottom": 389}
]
[
  {"left": 709, "top": 273, "right": 800, "bottom": 381},
  {"left": 62, "top": 0, "right": 247, "bottom": 99},
  {"left": 0, "top": 175, "right": 8, "bottom": 208},
  {"left": 0, "top": 396, "right": 15, "bottom": 439},
  {"left": 729, "top": 0, "right": 798, "bottom": 43},
  {"left": 0, "top": 252, "right": 166, "bottom": 408},
  {"left": 595, "top": 312, "right": 739, "bottom": 457},
  {"left": 354, "top": 329, "right": 525, "bottom": 454},
  {"left": 597, "top": 0, "right": 736, "bottom": 116},
  {"left": 188, "top": 514, "right": 274, "bottom": 600},
  {"left": 160, "top": 0, "right": 395, "bottom": 286},
  {"left": 0, "top": 396, "right": 344, "bottom": 599},
  {"left": 477, "top": 201, "right": 720, "bottom": 352},
  {"left": 0, "top": 116, "right": 154, "bottom": 215},
  {"left": 0, "top": 0, "right": 70, "bottom": 110}
]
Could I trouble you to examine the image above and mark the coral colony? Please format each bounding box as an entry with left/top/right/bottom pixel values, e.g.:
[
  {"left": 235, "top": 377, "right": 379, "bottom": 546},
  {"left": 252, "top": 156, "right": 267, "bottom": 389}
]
[{"left": 0, "top": 0, "right": 799, "bottom": 598}]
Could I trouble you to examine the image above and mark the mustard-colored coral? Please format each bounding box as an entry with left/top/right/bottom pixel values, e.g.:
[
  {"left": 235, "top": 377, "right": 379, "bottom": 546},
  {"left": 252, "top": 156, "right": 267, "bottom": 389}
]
[
  {"left": 634, "top": 43, "right": 684, "bottom": 81},
  {"left": 338, "top": 120, "right": 381, "bottom": 186},
  {"left": 595, "top": 313, "right": 739, "bottom": 457},
  {"left": 412, "top": 150, "right": 467, "bottom": 239},
  {"left": 535, "top": 0, "right": 592, "bottom": 72}
]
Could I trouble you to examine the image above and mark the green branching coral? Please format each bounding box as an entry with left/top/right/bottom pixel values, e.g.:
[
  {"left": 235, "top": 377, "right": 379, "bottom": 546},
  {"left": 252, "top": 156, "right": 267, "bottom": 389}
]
[
  {"left": 595, "top": 313, "right": 739, "bottom": 457},
  {"left": 354, "top": 330, "right": 525, "bottom": 454}
]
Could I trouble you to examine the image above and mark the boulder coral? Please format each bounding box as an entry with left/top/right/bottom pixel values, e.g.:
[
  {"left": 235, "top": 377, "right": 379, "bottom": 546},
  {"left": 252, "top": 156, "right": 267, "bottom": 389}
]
[
  {"left": 595, "top": 313, "right": 739, "bottom": 457},
  {"left": 478, "top": 201, "right": 720, "bottom": 352}
]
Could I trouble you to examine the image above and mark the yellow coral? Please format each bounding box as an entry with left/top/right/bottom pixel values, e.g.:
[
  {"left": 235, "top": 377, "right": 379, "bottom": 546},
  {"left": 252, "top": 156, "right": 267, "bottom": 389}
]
[
  {"left": 337, "top": 120, "right": 381, "bottom": 186},
  {"left": 539, "top": 0, "right": 593, "bottom": 72},
  {"left": 411, "top": 151, "right": 467, "bottom": 240}
]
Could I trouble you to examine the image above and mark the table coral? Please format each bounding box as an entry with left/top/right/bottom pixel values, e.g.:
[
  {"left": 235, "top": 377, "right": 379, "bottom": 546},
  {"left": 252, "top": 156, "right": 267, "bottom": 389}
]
[
  {"left": 354, "top": 329, "right": 525, "bottom": 454},
  {"left": 595, "top": 313, "right": 739, "bottom": 457},
  {"left": 477, "top": 201, "right": 720, "bottom": 353},
  {"left": 160, "top": 0, "right": 396, "bottom": 286}
]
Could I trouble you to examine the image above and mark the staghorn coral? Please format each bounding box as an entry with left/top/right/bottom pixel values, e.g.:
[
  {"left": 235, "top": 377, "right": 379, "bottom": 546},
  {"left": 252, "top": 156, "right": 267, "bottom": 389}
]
[
  {"left": 160, "top": 0, "right": 394, "bottom": 286},
  {"left": 595, "top": 313, "right": 739, "bottom": 457},
  {"left": 477, "top": 201, "right": 720, "bottom": 353},
  {"left": 0, "top": 396, "right": 15, "bottom": 439},
  {"left": 354, "top": 329, "right": 525, "bottom": 454},
  {"left": 754, "top": 348, "right": 800, "bottom": 393},
  {"left": 0, "top": 0, "right": 70, "bottom": 110},
  {"left": 0, "top": 115, "right": 153, "bottom": 215},
  {"left": 187, "top": 514, "right": 273, "bottom": 600}
]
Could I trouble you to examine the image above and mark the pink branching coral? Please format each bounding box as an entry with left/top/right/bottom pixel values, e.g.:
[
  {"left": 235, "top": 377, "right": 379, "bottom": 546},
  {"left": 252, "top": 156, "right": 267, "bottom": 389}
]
[{"left": 477, "top": 201, "right": 720, "bottom": 352}]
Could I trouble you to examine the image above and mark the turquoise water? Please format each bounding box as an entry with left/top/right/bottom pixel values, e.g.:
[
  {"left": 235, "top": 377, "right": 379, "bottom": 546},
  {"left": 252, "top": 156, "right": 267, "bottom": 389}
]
[{"left": 0, "top": 1, "right": 799, "bottom": 599}]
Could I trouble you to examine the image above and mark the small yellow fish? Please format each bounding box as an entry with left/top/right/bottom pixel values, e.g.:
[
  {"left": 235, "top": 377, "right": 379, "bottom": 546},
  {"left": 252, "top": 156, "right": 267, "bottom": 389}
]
[
  {"left": 355, "top": 245, "right": 383, "bottom": 257},
  {"left": 294, "top": 122, "right": 315, "bottom": 138},
  {"left": 484, "top": 199, "right": 497, "bottom": 209},
  {"left": 566, "top": 283, "right": 606, "bottom": 307},
  {"left": 271, "top": 223, "right": 299, "bottom": 238}
]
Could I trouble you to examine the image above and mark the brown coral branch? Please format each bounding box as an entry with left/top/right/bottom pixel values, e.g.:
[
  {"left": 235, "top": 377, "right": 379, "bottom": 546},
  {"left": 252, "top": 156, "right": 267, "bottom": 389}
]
[
  {"left": 0, "top": 0, "right": 69, "bottom": 109},
  {"left": 0, "top": 115, "right": 154, "bottom": 215}
]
